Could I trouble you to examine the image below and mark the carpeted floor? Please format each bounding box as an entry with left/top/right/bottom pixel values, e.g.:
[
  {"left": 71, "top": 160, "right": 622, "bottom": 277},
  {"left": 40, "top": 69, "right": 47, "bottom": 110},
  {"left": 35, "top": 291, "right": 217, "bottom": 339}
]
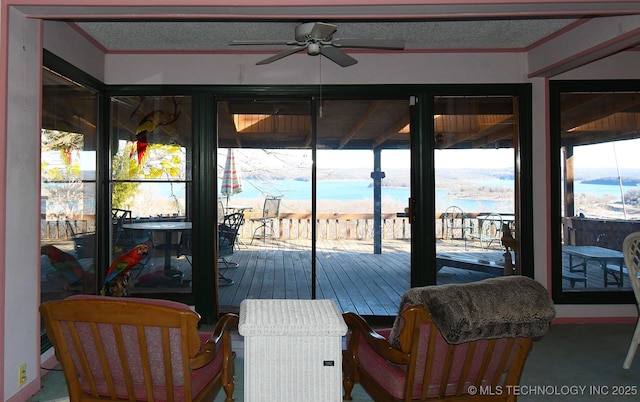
[{"left": 30, "top": 323, "right": 640, "bottom": 401}]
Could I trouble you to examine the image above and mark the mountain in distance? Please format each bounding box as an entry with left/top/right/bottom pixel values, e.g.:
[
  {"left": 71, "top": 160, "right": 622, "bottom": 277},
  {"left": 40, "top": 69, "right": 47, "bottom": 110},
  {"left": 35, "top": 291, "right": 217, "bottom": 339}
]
[{"left": 244, "top": 167, "right": 513, "bottom": 187}]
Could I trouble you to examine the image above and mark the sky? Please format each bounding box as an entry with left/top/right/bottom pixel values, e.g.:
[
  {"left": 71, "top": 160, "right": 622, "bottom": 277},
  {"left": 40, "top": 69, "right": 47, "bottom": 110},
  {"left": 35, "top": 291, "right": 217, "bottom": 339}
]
[
  {"left": 222, "top": 136, "right": 640, "bottom": 173},
  {"left": 572, "top": 138, "right": 640, "bottom": 170}
]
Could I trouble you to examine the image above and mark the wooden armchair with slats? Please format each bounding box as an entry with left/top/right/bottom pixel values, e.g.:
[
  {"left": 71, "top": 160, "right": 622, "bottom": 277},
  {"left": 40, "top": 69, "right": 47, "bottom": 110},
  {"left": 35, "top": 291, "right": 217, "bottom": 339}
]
[
  {"left": 39, "top": 295, "right": 238, "bottom": 402},
  {"left": 342, "top": 276, "right": 555, "bottom": 402}
]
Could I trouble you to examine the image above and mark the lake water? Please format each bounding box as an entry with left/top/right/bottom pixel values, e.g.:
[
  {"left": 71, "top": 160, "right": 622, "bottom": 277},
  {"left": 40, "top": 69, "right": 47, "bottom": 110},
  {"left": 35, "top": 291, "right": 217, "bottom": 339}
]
[
  {"left": 143, "top": 178, "right": 637, "bottom": 215},
  {"left": 226, "top": 179, "right": 638, "bottom": 212},
  {"left": 226, "top": 179, "right": 515, "bottom": 213}
]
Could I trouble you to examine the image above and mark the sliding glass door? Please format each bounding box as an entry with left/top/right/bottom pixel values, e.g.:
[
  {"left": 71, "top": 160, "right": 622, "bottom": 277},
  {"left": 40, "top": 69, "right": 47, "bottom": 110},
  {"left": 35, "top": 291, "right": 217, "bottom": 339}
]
[{"left": 215, "top": 97, "right": 413, "bottom": 315}]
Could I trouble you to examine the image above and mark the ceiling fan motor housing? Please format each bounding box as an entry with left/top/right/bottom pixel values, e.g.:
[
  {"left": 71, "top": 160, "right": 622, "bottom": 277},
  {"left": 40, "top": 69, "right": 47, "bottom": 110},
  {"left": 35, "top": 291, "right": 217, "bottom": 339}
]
[{"left": 295, "top": 22, "right": 333, "bottom": 42}]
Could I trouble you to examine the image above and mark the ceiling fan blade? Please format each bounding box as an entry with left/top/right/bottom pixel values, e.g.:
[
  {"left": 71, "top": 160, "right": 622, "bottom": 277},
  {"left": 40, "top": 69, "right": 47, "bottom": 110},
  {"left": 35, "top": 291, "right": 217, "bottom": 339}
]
[
  {"left": 256, "top": 46, "right": 307, "bottom": 65},
  {"left": 309, "top": 22, "right": 338, "bottom": 40},
  {"left": 319, "top": 46, "right": 358, "bottom": 67},
  {"left": 229, "top": 40, "right": 296, "bottom": 46},
  {"left": 332, "top": 38, "right": 405, "bottom": 50}
]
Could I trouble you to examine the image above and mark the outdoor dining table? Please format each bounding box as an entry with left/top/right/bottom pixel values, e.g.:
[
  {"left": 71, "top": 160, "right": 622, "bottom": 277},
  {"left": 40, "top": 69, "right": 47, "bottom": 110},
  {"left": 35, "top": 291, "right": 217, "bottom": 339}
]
[
  {"left": 122, "top": 221, "right": 192, "bottom": 270},
  {"left": 475, "top": 214, "right": 516, "bottom": 228},
  {"left": 562, "top": 245, "right": 626, "bottom": 287}
]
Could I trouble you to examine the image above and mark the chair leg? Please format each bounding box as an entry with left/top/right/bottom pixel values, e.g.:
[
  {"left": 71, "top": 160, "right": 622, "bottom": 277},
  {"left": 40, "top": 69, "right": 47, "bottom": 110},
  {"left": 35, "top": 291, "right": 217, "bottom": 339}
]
[
  {"left": 251, "top": 224, "right": 268, "bottom": 245},
  {"left": 219, "top": 257, "right": 239, "bottom": 269},
  {"left": 219, "top": 272, "right": 234, "bottom": 286},
  {"left": 623, "top": 320, "right": 640, "bottom": 369}
]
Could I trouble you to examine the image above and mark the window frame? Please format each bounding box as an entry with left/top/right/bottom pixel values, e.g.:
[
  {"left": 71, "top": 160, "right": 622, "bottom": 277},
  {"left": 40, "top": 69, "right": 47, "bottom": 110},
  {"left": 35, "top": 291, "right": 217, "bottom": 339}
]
[{"left": 550, "top": 80, "right": 638, "bottom": 304}]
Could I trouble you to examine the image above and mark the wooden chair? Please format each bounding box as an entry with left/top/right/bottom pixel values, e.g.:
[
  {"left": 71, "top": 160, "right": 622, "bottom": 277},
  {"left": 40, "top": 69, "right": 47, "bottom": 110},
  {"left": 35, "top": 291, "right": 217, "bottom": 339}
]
[
  {"left": 39, "top": 295, "right": 239, "bottom": 402},
  {"left": 343, "top": 276, "right": 555, "bottom": 402},
  {"left": 623, "top": 232, "right": 640, "bottom": 369}
]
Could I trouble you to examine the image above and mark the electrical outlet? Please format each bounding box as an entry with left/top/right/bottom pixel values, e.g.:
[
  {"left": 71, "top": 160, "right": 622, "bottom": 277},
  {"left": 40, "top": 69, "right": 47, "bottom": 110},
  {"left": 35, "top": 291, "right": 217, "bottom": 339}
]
[{"left": 18, "top": 363, "right": 27, "bottom": 387}]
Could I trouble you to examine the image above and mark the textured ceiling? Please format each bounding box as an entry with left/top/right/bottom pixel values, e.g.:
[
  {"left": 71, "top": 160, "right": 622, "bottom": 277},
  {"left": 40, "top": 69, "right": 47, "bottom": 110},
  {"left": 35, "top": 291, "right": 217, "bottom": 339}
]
[{"left": 73, "top": 19, "right": 578, "bottom": 52}]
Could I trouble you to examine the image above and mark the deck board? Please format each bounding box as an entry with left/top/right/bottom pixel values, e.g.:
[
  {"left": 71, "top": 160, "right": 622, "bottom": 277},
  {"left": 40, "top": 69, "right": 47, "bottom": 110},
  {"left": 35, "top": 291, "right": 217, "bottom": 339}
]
[
  {"left": 217, "top": 238, "right": 501, "bottom": 316},
  {"left": 215, "top": 237, "right": 633, "bottom": 316}
]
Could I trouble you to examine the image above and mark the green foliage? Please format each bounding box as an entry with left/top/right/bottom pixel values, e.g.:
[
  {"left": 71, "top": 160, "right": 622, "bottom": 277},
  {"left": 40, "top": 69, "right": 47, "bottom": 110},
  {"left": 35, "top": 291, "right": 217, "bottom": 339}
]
[
  {"left": 625, "top": 189, "right": 640, "bottom": 207},
  {"left": 111, "top": 146, "right": 140, "bottom": 209}
]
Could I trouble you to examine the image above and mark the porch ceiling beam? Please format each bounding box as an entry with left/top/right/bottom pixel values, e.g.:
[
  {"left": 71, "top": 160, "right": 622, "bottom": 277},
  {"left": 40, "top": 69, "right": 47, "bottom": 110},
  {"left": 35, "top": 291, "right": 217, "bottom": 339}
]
[
  {"left": 339, "top": 100, "right": 383, "bottom": 149},
  {"left": 372, "top": 112, "right": 410, "bottom": 149},
  {"left": 561, "top": 94, "right": 640, "bottom": 132}
]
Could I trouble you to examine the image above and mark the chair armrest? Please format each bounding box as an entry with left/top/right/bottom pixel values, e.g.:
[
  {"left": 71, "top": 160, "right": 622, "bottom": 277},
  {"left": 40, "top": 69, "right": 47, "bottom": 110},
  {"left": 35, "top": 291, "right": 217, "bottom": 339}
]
[
  {"left": 190, "top": 313, "right": 239, "bottom": 369},
  {"left": 343, "top": 312, "right": 410, "bottom": 365}
]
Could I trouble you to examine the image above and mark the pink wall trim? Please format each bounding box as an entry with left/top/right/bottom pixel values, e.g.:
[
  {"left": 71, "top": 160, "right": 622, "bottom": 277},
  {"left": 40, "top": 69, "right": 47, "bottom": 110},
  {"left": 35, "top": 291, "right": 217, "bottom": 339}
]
[
  {"left": 553, "top": 316, "right": 638, "bottom": 325},
  {"left": 13, "top": 0, "right": 640, "bottom": 20},
  {"left": 544, "top": 78, "right": 552, "bottom": 292},
  {"left": 525, "top": 18, "right": 590, "bottom": 51},
  {"left": 0, "top": 2, "right": 9, "bottom": 399},
  {"left": 100, "top": 48, "right": 526, "bottom": 55},
  {"left": 67, "top": 21, "right": 108, "bottom": 53}
]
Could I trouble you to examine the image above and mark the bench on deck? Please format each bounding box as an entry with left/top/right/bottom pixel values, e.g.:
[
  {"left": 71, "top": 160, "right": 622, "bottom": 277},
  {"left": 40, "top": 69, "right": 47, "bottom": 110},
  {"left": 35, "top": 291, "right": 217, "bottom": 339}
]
[
  {"left": 436, "top": 254, "right": 504, "bottom": 276},
  {"left": 562, "top": 270, "right": 587, "bottom": 288},
  {"left": 605, "top": 264, "right": 628, "bottom": 287}
]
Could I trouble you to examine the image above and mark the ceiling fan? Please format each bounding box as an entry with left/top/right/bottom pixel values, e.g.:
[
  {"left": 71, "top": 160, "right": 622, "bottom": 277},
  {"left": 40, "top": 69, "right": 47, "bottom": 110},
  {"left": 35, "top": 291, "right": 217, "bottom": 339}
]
[{"left": 229, "top": 22, "right": 405, "bottom": 67}]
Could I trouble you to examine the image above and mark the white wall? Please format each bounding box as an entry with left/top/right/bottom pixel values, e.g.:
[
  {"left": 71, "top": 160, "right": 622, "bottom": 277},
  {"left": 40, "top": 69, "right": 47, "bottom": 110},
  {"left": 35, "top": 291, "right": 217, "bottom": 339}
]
[
  {"left": 42, "top": 21, "right": 105, "bottom": 81},
  {"left": 3, "top": 7, "right": 41, "bottom": 402},
  {"left": 105, "top": 52, "right": 528, "bottom": 85},
  {"left": 555, "top": 50, "right": 640, "bottom": 80}
]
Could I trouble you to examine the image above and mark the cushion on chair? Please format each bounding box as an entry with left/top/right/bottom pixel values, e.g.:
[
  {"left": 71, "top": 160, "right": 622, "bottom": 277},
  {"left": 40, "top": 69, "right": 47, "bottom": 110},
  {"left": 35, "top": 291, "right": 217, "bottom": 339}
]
[
  {"left": 389, "top": 276, "right": 555, "bottom": 345},
  {"left": 61, "top": 295, "right": 215, "bottom": 401}
]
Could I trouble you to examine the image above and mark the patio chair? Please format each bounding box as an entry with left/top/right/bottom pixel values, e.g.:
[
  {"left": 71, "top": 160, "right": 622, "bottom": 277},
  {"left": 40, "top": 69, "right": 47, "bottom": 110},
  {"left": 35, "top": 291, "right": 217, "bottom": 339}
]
[
  {"left": 441, "top": 206, "right": 470, "bottom": 243},
  {"left": 176, "top": 213, "right": 245, "bottom": 286},
  {"left": 250, "top": 195, "right": 282, "bottom": 244},
  {"left": 343, "top": 276, "right": 555, "bottom": 401},
  {"left": 623, "top": 232, "right": 640, "bottom": 369},
  {"left": 39, "top": 294, "right": 239, "bottom": 402},
  {"left": 219, "top": 212, "right": 245, "bottom": 269},
  {"left": 470, "top": 212, "right": 504, "bottom": 249},
  {"left": 65, "top": 219, "right": 96, "bottom": 259}
]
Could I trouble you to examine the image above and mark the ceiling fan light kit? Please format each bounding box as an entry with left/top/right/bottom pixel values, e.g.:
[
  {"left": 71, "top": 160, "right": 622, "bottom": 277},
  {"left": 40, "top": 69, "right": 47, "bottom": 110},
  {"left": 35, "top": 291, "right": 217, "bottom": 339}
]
[{"left": 229, "top": 22, "right": 405, "bottom": 67}]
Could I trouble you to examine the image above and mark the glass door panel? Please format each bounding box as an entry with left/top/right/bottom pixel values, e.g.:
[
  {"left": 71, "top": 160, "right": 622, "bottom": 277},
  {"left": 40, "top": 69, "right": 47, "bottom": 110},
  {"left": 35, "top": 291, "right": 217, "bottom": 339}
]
[
  {"left": 434, "top": 96, "right": 518, "bottom": 284},
  {"left": 315, "top": 99, "right": 412, "bottom": 316},
  {"left": 109, "top": 95, "right": 192, "bottom": 296},
  {"left": 216, "top": 99, "right": 313, "bottom": 305}
]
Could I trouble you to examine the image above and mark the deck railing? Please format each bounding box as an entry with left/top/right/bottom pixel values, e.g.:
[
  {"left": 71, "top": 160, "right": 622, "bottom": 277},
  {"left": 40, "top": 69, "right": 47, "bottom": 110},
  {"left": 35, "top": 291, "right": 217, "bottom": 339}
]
[
  {"left": 42, "top": 212, "right": 507, "bottom": 242},
  {"left": 243, "top": 212, "right": 412, "bottom": 241},
  {"left": 41, "top": 213, "right": 412, "bottom": 241}
]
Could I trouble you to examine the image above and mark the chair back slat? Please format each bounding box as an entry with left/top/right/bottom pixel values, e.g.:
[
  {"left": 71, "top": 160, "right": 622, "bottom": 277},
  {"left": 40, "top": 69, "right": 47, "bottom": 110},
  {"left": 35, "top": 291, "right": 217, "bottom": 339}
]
[
  {"left": 136, "top": 325, "right": 155, "bottom": 402},
  {"left": 161, "top": 328, "right": 175, "bottom": 402},
  {"left": 474, "top": 338, "right": 496, "bottom": 388},
  {"left": 112, "top": 324, "right": 136, "bottom": 401},
  {"left": 492, "top": 338, "right": 516, "bottom": 388},
  {"left": 455, "top": 341, "right": 477, "bottom": 395}
]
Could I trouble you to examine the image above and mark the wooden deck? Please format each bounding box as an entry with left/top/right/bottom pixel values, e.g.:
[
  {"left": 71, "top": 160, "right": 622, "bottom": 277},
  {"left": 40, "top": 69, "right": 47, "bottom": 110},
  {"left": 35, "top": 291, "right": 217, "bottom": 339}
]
[{"left": 217, "top": 238, "right": 500, "bottom": 316}]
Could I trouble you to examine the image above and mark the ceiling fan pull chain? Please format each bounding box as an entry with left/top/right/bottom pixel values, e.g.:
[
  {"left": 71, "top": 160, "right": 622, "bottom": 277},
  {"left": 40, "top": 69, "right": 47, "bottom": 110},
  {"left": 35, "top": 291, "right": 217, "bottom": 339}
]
[{"left": 319, "top": 56, "right": 323, "bottom": 118}]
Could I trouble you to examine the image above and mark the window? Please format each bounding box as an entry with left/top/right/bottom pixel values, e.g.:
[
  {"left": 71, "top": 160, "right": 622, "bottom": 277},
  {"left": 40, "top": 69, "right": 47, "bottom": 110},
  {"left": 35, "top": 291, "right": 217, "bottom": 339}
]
[
  {"left": 551, "top": 81, "right": 640, "bottom": 303},
  {"left": 40, "top": 66, "right": 98, "bottom": 335},
  {"left": 109, "top": 95, "right": 193, "bottom": 295}
]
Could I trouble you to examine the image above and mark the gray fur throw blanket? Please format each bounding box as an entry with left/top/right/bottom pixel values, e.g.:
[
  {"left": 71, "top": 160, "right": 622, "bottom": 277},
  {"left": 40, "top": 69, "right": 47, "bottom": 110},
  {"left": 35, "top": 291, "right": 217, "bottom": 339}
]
[{"left": 389, "top": 276, "right": 555, "bottom": 346}]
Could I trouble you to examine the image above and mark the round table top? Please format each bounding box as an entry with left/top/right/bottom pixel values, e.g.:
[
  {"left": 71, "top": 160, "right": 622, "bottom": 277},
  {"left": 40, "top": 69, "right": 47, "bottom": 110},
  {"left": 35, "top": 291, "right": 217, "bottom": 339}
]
[{"left": 122, "top": 221, "right": 192, "bottom": 230}]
